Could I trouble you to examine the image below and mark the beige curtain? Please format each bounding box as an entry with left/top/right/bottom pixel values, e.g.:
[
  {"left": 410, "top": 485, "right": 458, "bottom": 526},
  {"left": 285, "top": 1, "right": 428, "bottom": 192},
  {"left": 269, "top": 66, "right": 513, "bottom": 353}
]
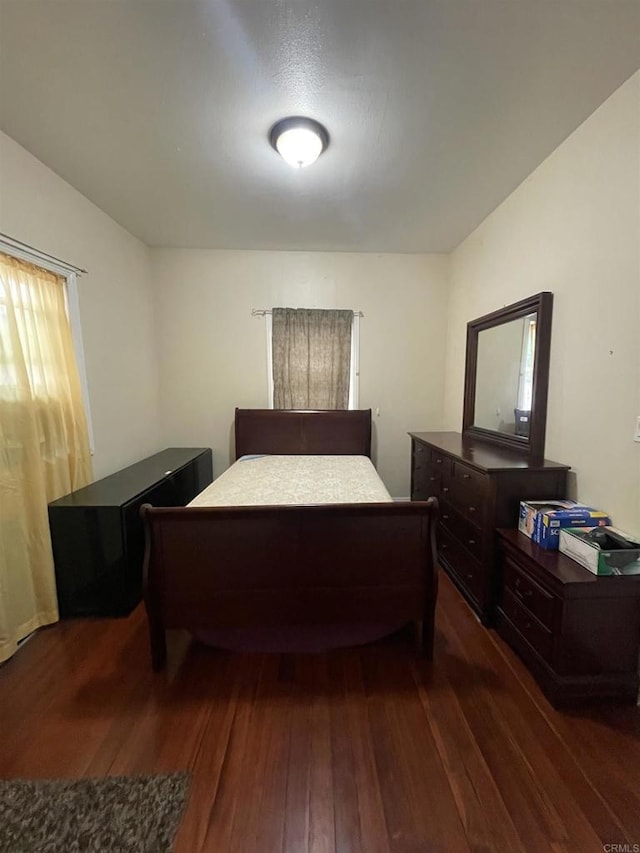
[
  {"left": 272, "top": 308, "right": 353, "bottom": 409},
  {"left": 0, "top": 253, "right": 92, "bottom": 663}
]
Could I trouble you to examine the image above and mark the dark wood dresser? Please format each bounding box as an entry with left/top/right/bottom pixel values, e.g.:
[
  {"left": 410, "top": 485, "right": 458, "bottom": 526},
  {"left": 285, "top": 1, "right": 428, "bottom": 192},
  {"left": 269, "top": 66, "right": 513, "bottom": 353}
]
[
  {"left": 48, "top": 447, "right": 213, "bottom": 617},
  {"left": 496, "top": 529, "right": 640, "bottom": 705},
  {"left": 409, "top": 432, "right": 569, "bottom": 623}
]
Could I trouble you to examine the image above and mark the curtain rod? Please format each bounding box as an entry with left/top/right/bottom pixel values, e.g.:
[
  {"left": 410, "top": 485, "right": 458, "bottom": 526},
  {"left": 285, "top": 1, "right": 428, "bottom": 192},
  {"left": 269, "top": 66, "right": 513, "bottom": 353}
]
[
  {"left": 252, "top": 308, "right": 363, "bottom": 317},
  {"left": 0, "top": 233, "right": 88, "bottom": 275}
]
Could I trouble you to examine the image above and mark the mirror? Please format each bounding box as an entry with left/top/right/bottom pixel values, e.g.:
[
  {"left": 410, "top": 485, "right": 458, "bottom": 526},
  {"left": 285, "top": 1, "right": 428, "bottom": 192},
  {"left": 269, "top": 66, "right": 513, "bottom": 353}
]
[
  {"left": 462, "top": 292, "right": 553, "bottom": 459},
  {"left": 474, "top": 311, "right": 537, "bottom": 436}
]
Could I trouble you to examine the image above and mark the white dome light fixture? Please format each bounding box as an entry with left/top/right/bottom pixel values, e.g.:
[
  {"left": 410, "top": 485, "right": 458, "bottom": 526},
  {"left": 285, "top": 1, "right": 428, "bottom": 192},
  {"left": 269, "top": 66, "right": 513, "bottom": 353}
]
[{"left": 269, "top": 116, "right": 329, "bottom": 169}]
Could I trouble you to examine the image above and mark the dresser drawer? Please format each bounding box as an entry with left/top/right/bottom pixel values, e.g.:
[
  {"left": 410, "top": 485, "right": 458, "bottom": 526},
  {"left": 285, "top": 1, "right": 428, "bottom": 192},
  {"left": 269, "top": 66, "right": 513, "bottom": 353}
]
[
  {"left": 412, "top": 440, "right": 429, "bottom": 463},
  {"left": 440, "top": 500, "right": 483, "bottom": 561},
  {"left": 501, "top": 588, "right": 553, "bottom": 663},
  {"left": 412, "top": 471, "right": 440, "bottom": 500},
  {"left": 444, "top": 480, "right": 485, "bottom": 527},
  {"left": 439, "top": 457, "right": 486, "bottom": 522},
  {"left": 412, "top": 448, "right": 441, "bottom": 499},
  {"left": 428, "top": 448, "right": 452, "bottom": 477},
  {"left": 451, "top": 460, "right": 488, "bottom": 495},
  {"left": 439, "top": 526, "right": 484, "bottom": 603},
  {"left": 428, "top": 447, "right": 444, "bottom": 465},
  {"left": 503, "top": 556, "right": 556, "bottom": 631}
]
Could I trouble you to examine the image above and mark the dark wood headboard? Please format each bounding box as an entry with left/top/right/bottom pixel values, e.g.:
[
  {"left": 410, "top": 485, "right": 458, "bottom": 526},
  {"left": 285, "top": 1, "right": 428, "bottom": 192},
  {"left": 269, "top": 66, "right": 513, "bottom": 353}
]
[{"left": 234, "top": 408, "right": 372, "bottom": 459}]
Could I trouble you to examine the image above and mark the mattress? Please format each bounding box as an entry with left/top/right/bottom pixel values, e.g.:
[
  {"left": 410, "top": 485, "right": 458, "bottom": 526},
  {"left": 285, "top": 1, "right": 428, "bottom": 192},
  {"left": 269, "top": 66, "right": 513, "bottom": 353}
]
[{"left": 188, "top": 454, "right": 391, "bottom": 507}]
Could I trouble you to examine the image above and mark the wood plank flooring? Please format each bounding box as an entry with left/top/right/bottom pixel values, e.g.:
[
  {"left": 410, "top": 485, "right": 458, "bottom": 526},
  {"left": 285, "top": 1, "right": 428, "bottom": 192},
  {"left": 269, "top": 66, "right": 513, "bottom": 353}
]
[{"left": 1, "top": 572, "right": 639, "bottom": 852}]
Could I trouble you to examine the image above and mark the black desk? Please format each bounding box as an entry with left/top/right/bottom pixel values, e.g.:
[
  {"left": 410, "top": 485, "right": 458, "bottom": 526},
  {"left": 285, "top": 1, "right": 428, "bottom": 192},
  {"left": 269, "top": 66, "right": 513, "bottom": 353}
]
[{"left": 48, "top": 448, "right": 213, "bottom": 617}]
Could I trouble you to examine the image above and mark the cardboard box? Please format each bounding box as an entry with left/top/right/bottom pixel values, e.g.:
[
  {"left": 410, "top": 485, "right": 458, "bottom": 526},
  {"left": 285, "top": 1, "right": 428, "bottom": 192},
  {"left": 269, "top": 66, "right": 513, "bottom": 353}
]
[
  {"left": 559, "top": 527, "right": 640, "bottom": 575},
  {"left": 518, "top": 500, "right": 611, "bottom": 550}
]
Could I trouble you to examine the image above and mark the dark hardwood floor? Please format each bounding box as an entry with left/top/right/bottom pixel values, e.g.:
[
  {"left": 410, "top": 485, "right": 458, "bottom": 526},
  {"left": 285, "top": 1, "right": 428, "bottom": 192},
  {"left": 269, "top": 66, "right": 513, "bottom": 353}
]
[{"left": 1, "top": 572, "right": 639, "bottom": 852}]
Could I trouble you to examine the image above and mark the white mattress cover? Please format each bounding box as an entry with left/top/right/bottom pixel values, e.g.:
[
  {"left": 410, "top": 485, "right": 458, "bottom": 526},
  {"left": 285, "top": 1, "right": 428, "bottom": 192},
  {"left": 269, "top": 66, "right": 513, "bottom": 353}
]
[{"left": 188, "top": 455, "right": 391, "bottom": 507}]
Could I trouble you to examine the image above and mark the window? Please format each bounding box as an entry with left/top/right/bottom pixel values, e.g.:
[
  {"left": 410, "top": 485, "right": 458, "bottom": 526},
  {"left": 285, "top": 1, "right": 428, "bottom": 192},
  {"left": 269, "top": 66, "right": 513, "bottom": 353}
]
[
  {"left": 263, "top": 308, "right": 360, "bottom": 409},
  {"left": 517, "top": 316, "right": 537, "bottom": 411},
  {"left": 0, "top": 250, "right": 93, "bottom": 663},
  {"left": 0, "top": 273, "right": 63, "bottom": 394},
  {"left": 0, "top": 247, "right": 93, "bottom": 450}
]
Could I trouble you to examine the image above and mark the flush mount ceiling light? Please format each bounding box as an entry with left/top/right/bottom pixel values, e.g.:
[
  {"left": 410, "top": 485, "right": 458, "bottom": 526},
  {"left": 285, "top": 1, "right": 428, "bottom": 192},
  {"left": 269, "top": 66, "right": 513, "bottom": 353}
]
[{"left": 269, "top": 116, "right": 329, "bottom": 168}]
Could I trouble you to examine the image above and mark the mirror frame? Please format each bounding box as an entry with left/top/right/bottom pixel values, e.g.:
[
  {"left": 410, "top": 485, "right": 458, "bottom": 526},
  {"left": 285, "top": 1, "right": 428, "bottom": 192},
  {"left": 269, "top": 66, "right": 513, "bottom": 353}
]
[{"left": 462, "top": 292, "right": 553, "bottom": 460}]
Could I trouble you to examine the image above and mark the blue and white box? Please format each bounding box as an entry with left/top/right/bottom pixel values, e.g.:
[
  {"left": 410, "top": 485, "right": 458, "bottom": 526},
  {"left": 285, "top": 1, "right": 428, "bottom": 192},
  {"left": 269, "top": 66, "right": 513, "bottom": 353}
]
[{"left": 518, "top": 500, "right": 611, "bottom": 550}]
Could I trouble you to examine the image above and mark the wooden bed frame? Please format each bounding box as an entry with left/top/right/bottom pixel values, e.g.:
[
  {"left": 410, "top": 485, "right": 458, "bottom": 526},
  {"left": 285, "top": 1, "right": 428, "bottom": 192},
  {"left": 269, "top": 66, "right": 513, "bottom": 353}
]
[
  {"left": 234, "top": 407, "right": 372, "bottom": 458},
  {"left": 141, "top": 409, "right": 439, "bottom": 671}
]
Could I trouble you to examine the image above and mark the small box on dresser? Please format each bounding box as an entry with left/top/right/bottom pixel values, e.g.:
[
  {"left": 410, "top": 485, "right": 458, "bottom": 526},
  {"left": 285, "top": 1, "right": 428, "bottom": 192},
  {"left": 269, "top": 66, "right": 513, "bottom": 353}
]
[{"left": 496, "top": 528, "right": 640, "bottom": 706}]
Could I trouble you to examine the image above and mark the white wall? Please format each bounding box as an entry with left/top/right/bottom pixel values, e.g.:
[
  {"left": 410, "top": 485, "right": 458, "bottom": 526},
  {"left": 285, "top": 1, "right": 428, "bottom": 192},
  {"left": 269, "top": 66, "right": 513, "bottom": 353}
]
[
  {"left": 444, "top": 72, "right": 640, "bottom": 534},
  {"left": 0, "top": 132, "right": 161, "bottom": 478},
  {"left": 151, "top": 249, "right": 449, "bottom": 496}
]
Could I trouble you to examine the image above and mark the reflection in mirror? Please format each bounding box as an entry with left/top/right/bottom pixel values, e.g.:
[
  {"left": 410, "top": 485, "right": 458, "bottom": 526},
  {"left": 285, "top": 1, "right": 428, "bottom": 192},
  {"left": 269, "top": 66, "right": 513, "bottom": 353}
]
[
  {"left": 474, "top": 312, "right": 536, "bottom": 437},
  {"left": 463, "top": 292, "right": 552, "bottom": 458}
]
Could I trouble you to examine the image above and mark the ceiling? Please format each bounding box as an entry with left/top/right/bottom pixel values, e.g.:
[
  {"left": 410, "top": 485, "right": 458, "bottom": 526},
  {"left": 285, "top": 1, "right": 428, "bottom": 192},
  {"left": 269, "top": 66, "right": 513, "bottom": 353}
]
[{"left": 0, "top": 1, "right": 638, "bottom": 253}]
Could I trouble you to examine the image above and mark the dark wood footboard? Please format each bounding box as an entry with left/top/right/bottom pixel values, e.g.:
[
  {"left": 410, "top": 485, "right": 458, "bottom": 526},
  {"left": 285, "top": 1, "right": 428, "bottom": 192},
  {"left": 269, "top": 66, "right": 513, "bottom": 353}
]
[{"left": 141, "top": 499, "right": 438, "bottom": 671}]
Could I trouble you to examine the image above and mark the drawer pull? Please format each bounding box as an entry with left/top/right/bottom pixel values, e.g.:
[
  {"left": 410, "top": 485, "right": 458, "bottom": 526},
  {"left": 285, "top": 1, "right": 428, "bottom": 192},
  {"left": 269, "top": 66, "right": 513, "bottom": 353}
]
[
  {"left": 468, "top": 505, "right": 476, "bottom": 513},
  {"left": 435, "top": 458, "right": 443, "bottom": 465},
  {"left": 468, "top": 539, "right": 476, "bottom": 546},
  {"left": 515, "top": 587, "right": 533, "bottom": 600},
  {"left": 466, "top": 573, "right": 473, "bottom": 580},
  {"left": 429, "top": 476, "right": 436, "bottom": 482},
  {"left": 442, "top": 486, "right": 449, "bottom": 493},
  {"left": 514, "top": 578, "right": 533, "bottom": 599},
  {"left": 441, "top": 543, "right": 448, "bottom": 550},
  {"left": 442, "top": 514, "right": 449, "bottom": 521},
  {"left": 416, "top": 446, "right": 424, "bottom": 453},
  {"left": 462, "top": 473, "right": 471, "bottom": 480}
]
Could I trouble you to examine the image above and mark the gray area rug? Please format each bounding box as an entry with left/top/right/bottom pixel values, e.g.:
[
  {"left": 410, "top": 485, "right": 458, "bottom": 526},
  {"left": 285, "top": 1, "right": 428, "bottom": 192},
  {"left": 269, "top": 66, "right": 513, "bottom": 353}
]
[{"left": 0, "top": 773, "right": 189, "bottom": 853}]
